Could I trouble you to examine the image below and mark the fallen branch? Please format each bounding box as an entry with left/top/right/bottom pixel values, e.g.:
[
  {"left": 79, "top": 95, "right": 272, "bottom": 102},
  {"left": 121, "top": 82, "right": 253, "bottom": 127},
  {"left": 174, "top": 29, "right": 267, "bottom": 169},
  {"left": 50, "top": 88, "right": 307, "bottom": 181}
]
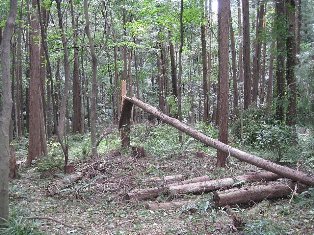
[
  {"left": 119, "top": 96, "right": 314, "bottom": 186},
  {"left": 26, "top": 216, "right": 84, "bottom": 229},
  {"left": 96, "top": 126, "right": 117, "bottom": 147},
  {"left": 168, "top": 171, "right": 280, "bottom": 196},
  {"left": 213, "top": 182, "right": 307, "bottom": 207}
]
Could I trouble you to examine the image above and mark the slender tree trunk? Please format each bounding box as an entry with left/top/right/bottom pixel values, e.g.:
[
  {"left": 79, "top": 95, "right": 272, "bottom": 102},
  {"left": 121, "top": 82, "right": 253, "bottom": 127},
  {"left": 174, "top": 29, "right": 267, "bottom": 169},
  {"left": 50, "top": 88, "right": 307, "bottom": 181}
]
[
  {"left": 178, "top": 0, "right": 184, "bottom": 142},
  {"left": 56, "top": 0, "right": 71, "bottom": 138},
  {"left": 230, "top": 13, "right": 238, "bottom": 117},
  {"left": 275, "top": 1, "right": 286, "bottom": 122},
  {"left": 252, "top": 2, "right": 265, "bottom": 105},
  {"left": 266, "top": 41, "right": 275, "bottom": 108},
  {"left": 84, "top": 0, "right": 98, "bottom": 156},
  {"left": 70, "top": 0, "right": 83, "bottom": 133},
  {"left": 169, "top": 32, "right": 178, "bottom": 98},
  {"left": 286, "top": 0, "right": 297, "bottom": 126},
  {"left": 0, "top": 0, "right": 17, "bottom": 224},
  {"left": 217, "top": 0, "right": 230, "bottom": 167},
  {"left": 201, "top": 22, "right": 209, "bottom": 123},
  {"left": 242, "top": 0, "right": 252, "bottom": 109}
]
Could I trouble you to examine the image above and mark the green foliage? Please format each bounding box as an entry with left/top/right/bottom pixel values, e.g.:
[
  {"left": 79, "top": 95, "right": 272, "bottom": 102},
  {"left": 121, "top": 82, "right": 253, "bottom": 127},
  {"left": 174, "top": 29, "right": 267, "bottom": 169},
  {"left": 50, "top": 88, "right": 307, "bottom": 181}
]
[
  {"left": 0, "top": 212, "right": 43, "bottom": 235},
  {"left": 36, "top": 142, "right": 63, "bottom": 173},
  {"left": 244, "top": 219, "right": 288, "bottom": 235},
  {"left": 231, "top": 107, "right": 295, "bottom": 161}
]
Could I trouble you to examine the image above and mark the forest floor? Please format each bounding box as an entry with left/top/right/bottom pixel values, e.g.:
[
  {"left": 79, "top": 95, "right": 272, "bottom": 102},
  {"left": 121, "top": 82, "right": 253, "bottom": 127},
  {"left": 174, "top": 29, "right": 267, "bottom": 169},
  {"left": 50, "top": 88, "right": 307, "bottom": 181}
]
[{"left": 7, "top": 124, "right": 314, "bottom": 235}]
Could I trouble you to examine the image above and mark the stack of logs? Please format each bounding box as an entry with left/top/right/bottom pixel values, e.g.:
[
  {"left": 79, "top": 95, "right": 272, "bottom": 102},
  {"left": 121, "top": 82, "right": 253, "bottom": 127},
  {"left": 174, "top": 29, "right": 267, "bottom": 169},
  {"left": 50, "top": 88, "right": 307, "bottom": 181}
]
[{"left": 126, "top": 171, "right": 307, "bottom": 210}]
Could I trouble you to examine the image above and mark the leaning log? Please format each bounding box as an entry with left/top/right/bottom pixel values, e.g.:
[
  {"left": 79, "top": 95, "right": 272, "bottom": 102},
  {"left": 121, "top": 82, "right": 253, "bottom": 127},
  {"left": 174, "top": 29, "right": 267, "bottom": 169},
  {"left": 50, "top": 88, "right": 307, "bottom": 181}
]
[
  {"left": 213, "top": 182, "right": 306, "bottom": 207},
  {"left": 169, "top": 171, "right": 280, "bottom": 195},
  {"left": 119, "top": 96, "right": 314, "bottom": 186}
]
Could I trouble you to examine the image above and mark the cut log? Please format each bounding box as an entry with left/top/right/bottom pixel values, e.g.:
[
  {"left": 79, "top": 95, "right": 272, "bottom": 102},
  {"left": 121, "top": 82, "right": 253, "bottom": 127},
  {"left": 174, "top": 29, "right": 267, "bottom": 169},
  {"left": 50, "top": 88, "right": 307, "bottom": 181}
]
[
  {"left": 126, "top": 187, "right": 165, "bottom": 201},
  {"left": 177, "top": 175, "right": 211, "bottom": 185},
  {"left": 146, "top": 174, "right": 185, "bottom": 185},
  {"left": 213, "top": 182, "right": 307, "bottom": 207},
  {"left": 119, "top": 96, "right": 314, "bottom": 186},
  {"left": 146, "top": 200, "right": 193, "bottom": 210},
  {"left": 46, "top": 172, "right": 84, "bottom": 196},
  {"left": 168, "top": 171, "right": 281, "bottom": 195}
]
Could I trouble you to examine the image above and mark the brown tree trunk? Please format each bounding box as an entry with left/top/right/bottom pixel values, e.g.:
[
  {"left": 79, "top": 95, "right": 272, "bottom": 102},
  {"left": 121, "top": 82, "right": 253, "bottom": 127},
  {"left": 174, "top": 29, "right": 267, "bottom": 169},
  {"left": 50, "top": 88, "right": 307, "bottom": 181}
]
[
  {"left": 217, "top": 0, "right": 230, "bottom": 167},
  {"left": 266, "top": 41, "right": 275, "bottom": 108},
  {"left": 230, "top": 13, "right": 238, "bottom": 117},
  {"left": 70, "top": 0, "right": 83, "bottom": 134},
  {"left": 201, "top": 23, "right": 209, "bottom": 123},
  {"left": 252, "top": 2, "right": 265, "bottom": 105},
  {"left": 0, "top": 0, "right": 17, "bottom": 224},
  {"left": 178, "top": 0, "right": 184, "bottom": 133},
  {"left": 169, "top": 32, "right": 178, "bottom": 98},
  {"left": 242, "top": 0, "right": 252, "bottom": 109},
  {"left": 84, "top": 0, "right": 98, "bottom": 156},
  {"left": 28, "top": 0, "right": 47, "bottom": 164},
  {"left": 119, "top": 96, "right": 314, "bottom": 186},
  {"left": 214, "top": 182, "right": 306, "bottom": 207},
  {"left": 286, "top": 0, "right": 297, "bottom": 126},
  {"left": 275, "top": 1, "right": 286, "bottom": 122}
]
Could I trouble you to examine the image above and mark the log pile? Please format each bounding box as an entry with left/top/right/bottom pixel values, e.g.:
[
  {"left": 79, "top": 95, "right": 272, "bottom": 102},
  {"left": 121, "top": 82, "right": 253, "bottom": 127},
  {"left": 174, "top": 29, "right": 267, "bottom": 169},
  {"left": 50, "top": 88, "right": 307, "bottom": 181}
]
[{"left": 126, "top": 172, "right": 307, "bottom": 209}]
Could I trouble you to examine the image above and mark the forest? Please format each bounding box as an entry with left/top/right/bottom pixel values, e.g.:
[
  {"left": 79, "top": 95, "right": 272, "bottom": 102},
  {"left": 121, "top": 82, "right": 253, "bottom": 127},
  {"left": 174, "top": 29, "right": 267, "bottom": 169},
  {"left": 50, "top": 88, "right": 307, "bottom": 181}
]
[{"left": 0, "top": 0, "right": 314, "bottom": 234}]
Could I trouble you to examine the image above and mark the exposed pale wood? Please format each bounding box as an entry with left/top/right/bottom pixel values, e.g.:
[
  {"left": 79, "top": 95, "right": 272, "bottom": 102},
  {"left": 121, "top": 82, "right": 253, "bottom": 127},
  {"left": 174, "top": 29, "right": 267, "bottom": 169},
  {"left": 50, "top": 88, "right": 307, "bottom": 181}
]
[
  {"left": 119, "top": 96, "right": 314, "bottom": 186},
  {"left": 174, "top": 176, "right": 211, "bottom": 185},
  {"left": 213, "top": 182, "right": 307, "bottom": 207},
  {"left": 126, "top": 187, "right": 165, "bottom": 201},
  {"left": 169, "top": 171, "right": 280, "bottom": 195},
  {"left": 146, "top": 201, "right": 193, "bottom": 210}
]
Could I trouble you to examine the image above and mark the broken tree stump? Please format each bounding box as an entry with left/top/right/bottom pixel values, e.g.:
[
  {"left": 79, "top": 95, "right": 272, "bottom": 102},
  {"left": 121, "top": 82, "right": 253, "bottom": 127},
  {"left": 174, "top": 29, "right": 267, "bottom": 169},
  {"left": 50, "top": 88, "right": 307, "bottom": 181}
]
[
  {"left": 168, "top": 171, "right": 280, "bottom": 196},
  {"left": 213, "top": 182, "right": 307, "bottom": 207},
  {"left": 119, "top": 96, "right": 314, "bottom": 186}
]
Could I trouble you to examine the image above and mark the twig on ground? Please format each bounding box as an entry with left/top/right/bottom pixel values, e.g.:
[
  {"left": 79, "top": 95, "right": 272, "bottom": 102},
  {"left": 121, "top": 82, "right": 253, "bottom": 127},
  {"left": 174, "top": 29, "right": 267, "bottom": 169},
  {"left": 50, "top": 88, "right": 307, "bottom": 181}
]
[{"left": 26, "top": 216, "right": 85, "bottom": 230}]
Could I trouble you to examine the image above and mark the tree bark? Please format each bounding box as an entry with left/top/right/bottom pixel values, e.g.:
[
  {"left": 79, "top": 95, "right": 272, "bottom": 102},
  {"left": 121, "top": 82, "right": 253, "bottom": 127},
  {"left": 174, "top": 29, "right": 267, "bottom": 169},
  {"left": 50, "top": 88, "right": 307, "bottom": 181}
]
[
  {"left": 70, "top": 0, "right": 83, "bottom": 134},
  {"left": 168, "top": 171, "right": 280, "bottom": 195},
  {"left": 28, "top": 0, "right": 47, "bottom": 164},
  {"left": 0, "top": 0, "right": 17, "bottom": 224},
  {"left": 242, "top": 0, "right": 252, "bottom": 109},
  {"left": 217, "top": 0, "right": 230, "bottom": 167},
  {"left": 213, "top": 182, "right": 306, "bottom": 207},
  {"left": 286, "top": 0, "right": 297, "bottom": 126},
  {"left": 119, "top": 96, "right": 314, "bottom": 186},
  {"left": 84, "top": 0, "right": 98, "bottom": 156},
  {"left": 275, "top": 1, "right": 286, "bottom": 122}
]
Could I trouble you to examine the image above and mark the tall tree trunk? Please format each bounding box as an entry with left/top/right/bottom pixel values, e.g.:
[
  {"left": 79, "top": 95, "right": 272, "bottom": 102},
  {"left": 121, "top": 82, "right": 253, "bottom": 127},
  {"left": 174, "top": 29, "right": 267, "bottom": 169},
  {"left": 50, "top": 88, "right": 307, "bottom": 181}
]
[
  {"left": 28, "top": 0, "right": 47, "bottom": 164},
  {"left": 252, "top": 2, "right": 265, "bottom": 105},
  {"left": 169, "top": 32, "right": 178, "bottom": 98},
  {"left": 230, "top": 13, "right": 238, "bottom": 117},
  {"left": 266, "top": 41, "right": 275, "bottom": 108},
  {"left": 0, "top": 0, "right": 17, "bottom": 224},
  {"left": 275, "top": 1, "right": 286, "bottom": 122},
  {"left": 70, "top": 0, "right": 83, "bottom": 133},
  {"left": 242, "top": 0, "right": 252, "bottom": 109},
  {"left": 178, "top": 0, "right": 184, "bottom": 140},
  {"left": 84, "top": 0, "right": 98, "bottom": 156},
  {"left": 201, "top": 21, "right": 209, "bottom": 123},
  {"left": 56, "top": 0, "right": 71, "bottom": 138},
  {"left": 286, "top": 0, "right": 297, "bottom": 126},
  {"left": 217, "top": 0, "right": 230, "bottom": 167}
]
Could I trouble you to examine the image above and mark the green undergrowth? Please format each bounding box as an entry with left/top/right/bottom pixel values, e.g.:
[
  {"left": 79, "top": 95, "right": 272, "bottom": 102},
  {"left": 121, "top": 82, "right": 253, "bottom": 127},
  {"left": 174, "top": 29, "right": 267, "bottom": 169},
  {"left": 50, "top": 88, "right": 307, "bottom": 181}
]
[
  {"left": 0, "top": 210, "right": 43, "bottom": 235},
  {"left": 130, "top": 122, "right": 218, "bottom": 158}
]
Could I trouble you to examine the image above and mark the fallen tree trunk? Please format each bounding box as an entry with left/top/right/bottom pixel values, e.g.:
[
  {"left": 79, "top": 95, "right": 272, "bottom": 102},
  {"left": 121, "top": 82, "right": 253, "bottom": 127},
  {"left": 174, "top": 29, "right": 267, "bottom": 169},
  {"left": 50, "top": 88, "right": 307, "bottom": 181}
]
[
  {"left": 126, "top": 187, "right": 165, "bottom": 201},
  {"left": 175, "top": 175, "right": 211, "bottom": 185},
  {"left": 146, "top": 200, "right": 193, "bottom": 210},
  {"left": 128, "top": 175, "right": 211, "bottom": 200},
  {"left": 47, "top": 172, "right": 84, "bottom": 196},
  {"left": 119, "top": 96, "right": 314, "bottom": 186},
  {"left": 169, "top": 171, "right": 280, "bottom": 195},
  {"left": 213, "top": 182, "right": 306, "bottom": 207}
]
